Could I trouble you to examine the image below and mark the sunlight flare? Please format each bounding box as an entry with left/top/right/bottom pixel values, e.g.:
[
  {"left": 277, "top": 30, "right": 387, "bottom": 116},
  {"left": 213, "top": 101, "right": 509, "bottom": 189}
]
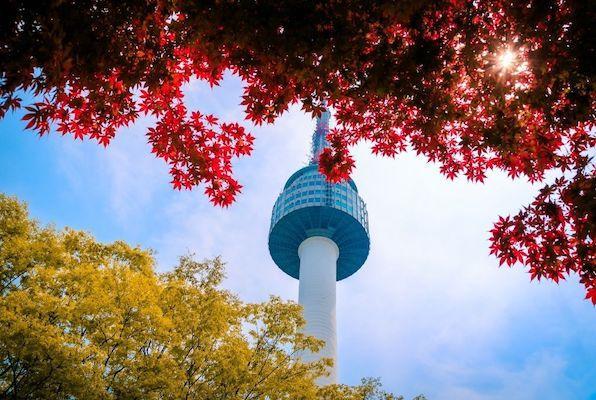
[{"left": 497, "top": 48, "right": 517, "bottom": 70}]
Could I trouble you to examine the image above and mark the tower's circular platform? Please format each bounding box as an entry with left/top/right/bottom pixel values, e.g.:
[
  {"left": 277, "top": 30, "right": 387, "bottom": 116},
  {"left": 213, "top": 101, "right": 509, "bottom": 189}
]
[{"left": 268, "top": 165, "right": 370, "bottom": 281}]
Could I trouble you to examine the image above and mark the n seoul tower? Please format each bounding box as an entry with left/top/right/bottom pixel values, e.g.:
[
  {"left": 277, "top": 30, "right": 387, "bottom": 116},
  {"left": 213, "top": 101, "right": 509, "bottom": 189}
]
[{"left": 268, "top": 110, "right": 370, "bottom": 384}]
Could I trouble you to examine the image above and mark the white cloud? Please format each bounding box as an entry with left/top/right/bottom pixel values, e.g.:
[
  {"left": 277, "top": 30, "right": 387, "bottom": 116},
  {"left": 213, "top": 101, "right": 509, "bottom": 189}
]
[{"left": 435, "top": 351, "right": 576, "bottom": 400}]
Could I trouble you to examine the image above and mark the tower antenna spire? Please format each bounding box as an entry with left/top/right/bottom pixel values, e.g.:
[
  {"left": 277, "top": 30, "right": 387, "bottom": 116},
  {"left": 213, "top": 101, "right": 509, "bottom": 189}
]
[{"left": 310, "top": 106, "right": 331, "bottom": 164}]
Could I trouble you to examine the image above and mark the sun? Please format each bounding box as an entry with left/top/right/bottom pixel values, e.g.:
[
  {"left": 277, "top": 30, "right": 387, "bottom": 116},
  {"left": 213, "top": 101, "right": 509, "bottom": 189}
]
[{"left": 497, "top": 49, "right": 517, "bottom": 70}]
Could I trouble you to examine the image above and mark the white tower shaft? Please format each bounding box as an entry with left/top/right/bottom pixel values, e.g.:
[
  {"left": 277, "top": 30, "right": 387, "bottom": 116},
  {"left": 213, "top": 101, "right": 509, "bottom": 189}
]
[{"left": 297, "top": 236, "right": 338, "bottom": 385}]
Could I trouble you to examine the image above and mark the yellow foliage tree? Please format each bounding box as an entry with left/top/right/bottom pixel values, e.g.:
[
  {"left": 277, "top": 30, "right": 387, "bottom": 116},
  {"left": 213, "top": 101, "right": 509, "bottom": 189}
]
[{"left": 0, "top": 194, "right": 421, "bottom": 400}]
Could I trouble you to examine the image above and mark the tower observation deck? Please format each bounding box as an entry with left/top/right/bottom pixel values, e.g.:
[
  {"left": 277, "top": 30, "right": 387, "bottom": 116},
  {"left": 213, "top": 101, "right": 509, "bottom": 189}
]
[{"left": 268, "top": 109, "right": 370, "bottom": 384}]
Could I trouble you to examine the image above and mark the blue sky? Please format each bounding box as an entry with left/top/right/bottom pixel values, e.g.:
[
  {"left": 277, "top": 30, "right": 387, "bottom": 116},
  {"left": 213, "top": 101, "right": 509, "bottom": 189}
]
[{"left": 1, "top": 74, "right": 595, "bottom": 399}]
